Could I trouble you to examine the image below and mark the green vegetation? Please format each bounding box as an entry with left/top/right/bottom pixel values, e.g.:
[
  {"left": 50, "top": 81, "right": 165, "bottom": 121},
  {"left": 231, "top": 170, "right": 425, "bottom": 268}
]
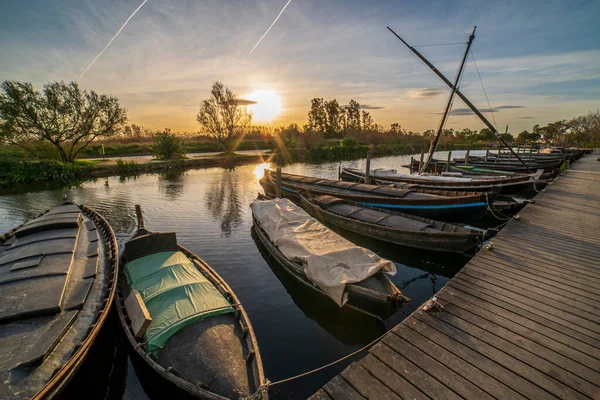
[
  {"left": 115, "top": 159, "right": 140, "bottom": 174},
  {"left": 0, "top": 160, "right": 94, "bottom": 187},
  {"left": 152, "top": 129, "right": 185, "bottom": 160}
]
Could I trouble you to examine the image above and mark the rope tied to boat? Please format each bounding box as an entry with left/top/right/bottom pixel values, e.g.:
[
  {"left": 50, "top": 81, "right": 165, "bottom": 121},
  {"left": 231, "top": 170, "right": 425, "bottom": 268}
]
[
  {"left": 242, "top": 324, "right": 399, "bottom": 398},
  {"left": 483, "top": 192, "right": 513, "bottom": 221}
]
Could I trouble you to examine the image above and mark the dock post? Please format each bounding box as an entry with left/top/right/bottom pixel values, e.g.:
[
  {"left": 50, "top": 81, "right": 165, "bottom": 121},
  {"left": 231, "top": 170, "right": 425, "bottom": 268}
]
[
  {"left": 465, "top": 148, "right": 470, "bottom": 165},
  {"left": 275, "top": 153, "right": 282, "bottom": 199},
  {"left": 418, "top": 150, "right": 424, "bottom": 174},
  {"left": 446, "top": 151, "right": 452, "bottom": 172},
  {"left": 484, "top": 149, "right": 489, "bottom": 162},
  {"left": 365, "top": 149, "right": 372, "bottom": 184},
  {"left": 410, "top": 157, "right": 414, "bottom": 174}
]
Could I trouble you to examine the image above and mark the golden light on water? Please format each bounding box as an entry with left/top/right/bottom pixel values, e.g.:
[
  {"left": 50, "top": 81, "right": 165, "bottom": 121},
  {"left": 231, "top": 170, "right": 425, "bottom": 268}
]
[
  {"left": 254, "top": 162, "right": 271, "bottom": 179},
  {"left": 246, "top": 90, "right": 282, "bottom": 122}
]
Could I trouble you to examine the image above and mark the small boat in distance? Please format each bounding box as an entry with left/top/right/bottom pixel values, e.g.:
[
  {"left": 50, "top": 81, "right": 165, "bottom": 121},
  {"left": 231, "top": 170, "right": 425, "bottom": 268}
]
[
  {"left": 0, "top": 202, "right": 118, "bottom": 399},
  {"left": 251, "top": 196, "right": 409, "bottom": 320},
  {"left": 299, "top": 193, "right": 486, "bottom": 254},
  {"left": 116, "top": 205, "right": 266, "bottom": 400},
  {"left": 260, "top": 169, "right": 499, "bottom": 222}
]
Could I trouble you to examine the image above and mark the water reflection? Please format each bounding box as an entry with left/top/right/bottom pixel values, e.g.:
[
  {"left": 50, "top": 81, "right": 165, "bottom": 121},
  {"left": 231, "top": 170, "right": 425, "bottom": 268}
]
[
  {"left": 158, "top": 169, "right": 186, "bottom": 201},
  {"left": 204, "top": 170, "right": 243, "bottom": 236}
]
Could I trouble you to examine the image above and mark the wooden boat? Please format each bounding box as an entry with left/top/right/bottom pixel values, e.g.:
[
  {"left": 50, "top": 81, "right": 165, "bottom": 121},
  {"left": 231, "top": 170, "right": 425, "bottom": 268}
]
[
  {"left": 298, "top": 193, "right": 486, "bottom": 253},
  {"left": 116, "top": 205, "right": 266, "bottom": 400},
  {"left": 0, "top": 202, "right": 118, "bottom": 399},
  {"left": 339, "top": 166, "right": 546, "bottom": 194},
  {"left": 252, "top": 195, "right": 408, "bottom": 320},
  {"left": 405, "top": 158, "right": 560, "bottom": 177},
  {"left": 449, "top": 165, "right": 555, "bottom": 180},
  {"left": 260, "top": 170, "right": 498, "bottom": 222}
]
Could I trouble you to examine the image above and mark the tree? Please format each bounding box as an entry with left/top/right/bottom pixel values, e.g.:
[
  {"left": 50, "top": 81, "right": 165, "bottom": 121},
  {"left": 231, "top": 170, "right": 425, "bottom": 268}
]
[
  {"left": 390, "top": 123, "right": 405, "bottom": 135},
  {"left": 307, "top": 98, "right": 326, "bottom": 134},
  {"left": 0, "top": 80, "right": 127, "bottom": 162},
  {"left": 196, "top": 81, "right": 252, "bottom": 154},
  {"left": 152, "top": 129, "right": 185, "bottom": 159},
  {"left": 516, "top": 130, "right": 540, "bottom": 143},
  {"left": 361, "top": 110, "right": 373, "bottom": 131},
  {"left": 324, "top": 99, "right": 343, "bottom": 137},
  {"left": 346, "top": 100, "right": 361, "bottom": 132}
]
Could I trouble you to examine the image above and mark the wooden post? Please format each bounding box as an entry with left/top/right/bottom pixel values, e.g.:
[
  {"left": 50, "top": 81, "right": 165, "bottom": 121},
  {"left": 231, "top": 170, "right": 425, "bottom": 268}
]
[
  {"left": 446, "top": 151, "right": 452, "bottom": 172},
  {"left": 418, "top": 150, "right": 424, "bottom": 174},
  {"left": 410, "top": 157, "right": 414, "bottom": 174},
  {"left": 465, "top": 149, "right": 470, "bottom": 165},
  {"left": 275, "top": 153, "right": 282, "bottom": 199},
  {"left": 484, "top": 149, "right": 489, "bottom": 162},
  {"left": 365, "top": 150, "right": 371, "bottom": 184}
]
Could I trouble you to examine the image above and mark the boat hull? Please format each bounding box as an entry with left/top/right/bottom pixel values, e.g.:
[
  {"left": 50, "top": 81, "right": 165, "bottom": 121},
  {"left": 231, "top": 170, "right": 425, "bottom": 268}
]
[{"left": 299, "top": 195, "right": 482, "bottom": 253}]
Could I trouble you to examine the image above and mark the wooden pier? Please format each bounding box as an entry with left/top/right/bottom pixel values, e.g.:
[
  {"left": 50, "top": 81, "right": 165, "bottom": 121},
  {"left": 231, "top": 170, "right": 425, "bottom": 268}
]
[{"left": 311, "top": 151, "right": 600, "bottom": 400}]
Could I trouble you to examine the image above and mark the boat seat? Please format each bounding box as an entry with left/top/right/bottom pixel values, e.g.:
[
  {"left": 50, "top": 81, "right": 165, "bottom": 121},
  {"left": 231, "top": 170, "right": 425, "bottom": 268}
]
[
  {"left": 15, "top": 212, "right": 81, "bottom": 238},
  {"left": 327, "top": 181, "right": 357, "bottom": 189},
  {"left": 328, "top": 204, "right": 363, "bottom": 217},
  {"left": 371, "top": 186, "right": 411, "bottom": 197},
  {"left": 125, "top": 232, "right": 179, "bottom": 263},
  {"left": 314, "top": 195, "right": 346, "bottom": 208}
]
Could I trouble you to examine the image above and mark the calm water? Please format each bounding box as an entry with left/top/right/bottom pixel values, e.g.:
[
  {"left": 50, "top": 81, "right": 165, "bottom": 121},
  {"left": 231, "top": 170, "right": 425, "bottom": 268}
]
[{"left": 0, "top": 151, "right": 482, "bottom": 400}]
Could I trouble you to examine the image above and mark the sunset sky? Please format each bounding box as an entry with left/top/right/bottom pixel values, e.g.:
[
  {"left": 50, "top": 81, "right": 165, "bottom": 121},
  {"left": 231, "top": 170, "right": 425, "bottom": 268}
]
[{"left": 1, "top": 0, "right": 599, "bottom": 134}]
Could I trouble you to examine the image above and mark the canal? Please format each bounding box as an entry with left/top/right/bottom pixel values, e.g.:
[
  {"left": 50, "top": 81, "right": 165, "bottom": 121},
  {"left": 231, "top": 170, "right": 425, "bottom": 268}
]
[{"left": 0, "top": 150, "right": 478, "bottom": 399}]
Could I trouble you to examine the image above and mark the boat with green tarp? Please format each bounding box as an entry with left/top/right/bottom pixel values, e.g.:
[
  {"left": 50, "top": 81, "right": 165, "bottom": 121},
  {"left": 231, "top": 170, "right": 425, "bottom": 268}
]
[{"left": 116, "top": 205, "right": 266, "bottom": 400}]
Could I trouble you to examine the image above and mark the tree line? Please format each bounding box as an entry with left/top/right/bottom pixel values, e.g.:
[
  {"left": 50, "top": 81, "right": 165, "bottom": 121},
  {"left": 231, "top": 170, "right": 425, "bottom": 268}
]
[{"left": 1, "top": 79, "right": 599, "bottom": 163}]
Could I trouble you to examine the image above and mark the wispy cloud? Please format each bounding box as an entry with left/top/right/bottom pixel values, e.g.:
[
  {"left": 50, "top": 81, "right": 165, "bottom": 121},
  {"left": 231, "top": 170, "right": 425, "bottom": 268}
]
[
  {"left": 408, "top": 88, "right": 445, "bottom": 98},
  {"left": 78, "top": 0, "right": 149, "bottom": 81},
  {"left": 360, "top": 104, "right": 385, "bottom": 110},
  {"left": 429, "top": 105, "right": 525, "bottom": 116},
  {"left": 249, "top": 0, "right": 293, "bottom": 55}
]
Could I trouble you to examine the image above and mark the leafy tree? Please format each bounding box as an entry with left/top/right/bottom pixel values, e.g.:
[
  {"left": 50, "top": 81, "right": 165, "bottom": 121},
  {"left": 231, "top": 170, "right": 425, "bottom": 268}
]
[
  {"left": 307, "top": 98, "right": 326, "bottom": 134},
  {"left": 346, "top": 100, "right": 361, "bottom": 132},
  {"left": 0, "top": 80, "right": 127, "bottom": 162},
  {"left": 478, "top": 128, "right": 495, "bottom": 141},
  {"left": 196, "top": 81, "right": 252, "bottom": 154},
  {"left": 390, "top": 123, "right": 405, "bottom": 135},
  {"left": 361, "top": 110, "right": 373, "bottom": 131},
  {"left": 324, "top": 99, "right": 343, "bottom": 137},
  {"left": 537, "top": 121, "right": 568, "bottom": 145},
  {"left": 568, "top": 111, "right": 600, "bottom": 145},
  {"left": 516, "top": 130, "right": 541, "bottom": 143}
]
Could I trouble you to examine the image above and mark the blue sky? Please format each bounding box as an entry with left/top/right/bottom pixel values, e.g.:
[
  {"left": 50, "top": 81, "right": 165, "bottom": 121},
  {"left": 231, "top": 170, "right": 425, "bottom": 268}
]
[{"left": 1, "top": 0, "right": 599, "bottom": 133}]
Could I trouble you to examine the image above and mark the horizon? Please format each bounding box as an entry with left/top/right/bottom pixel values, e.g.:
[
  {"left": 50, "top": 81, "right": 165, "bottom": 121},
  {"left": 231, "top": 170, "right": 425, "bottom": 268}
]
[{"left": 1, "top": 0, "right": 599, "bottom": 133}]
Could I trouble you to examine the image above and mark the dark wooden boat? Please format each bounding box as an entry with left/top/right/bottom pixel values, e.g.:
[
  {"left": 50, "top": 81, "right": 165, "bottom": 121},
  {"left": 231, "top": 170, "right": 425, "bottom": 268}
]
[
  {"left": 116, "top": 206, "right": 266, "bottom": 400},
  {"left": 298, "top": 193, "right": 486, "bottom": 253},
  {"left": 252, "top": 196, "right": 408, "bottom": 320},
  {"left": 0, "top": 202, "right": 118, "bottom": 399},
  {"left": 405, "top": 158, "right": 560, "bottom": 176},
  {"left": 339, "top": 166, "right": 546, "bottom": 194},
  {"left": 260, "top": 170, "right": 498, "bottom": 222}
]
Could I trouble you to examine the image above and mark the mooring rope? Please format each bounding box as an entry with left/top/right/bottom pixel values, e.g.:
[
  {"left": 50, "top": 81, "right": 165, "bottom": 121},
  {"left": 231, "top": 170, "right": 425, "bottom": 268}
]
[
  {"left": 241, "top": 325, "right": 396, "bottom": 399},
  {"left": 484, "top": 192, "right": 513, "bottom": 221}
]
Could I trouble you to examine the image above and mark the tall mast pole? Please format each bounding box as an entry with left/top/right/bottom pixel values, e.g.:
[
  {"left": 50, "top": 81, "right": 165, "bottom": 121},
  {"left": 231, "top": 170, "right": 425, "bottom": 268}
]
[
  {"left": 420, "top": 26, "right": 476, "bottom": 174},
  {"left": 387, "top": 26, "right": 529, "bottom": 169}
]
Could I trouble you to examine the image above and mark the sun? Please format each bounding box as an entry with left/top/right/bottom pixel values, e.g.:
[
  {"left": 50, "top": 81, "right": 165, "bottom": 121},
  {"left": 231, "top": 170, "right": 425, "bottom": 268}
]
[{"left": 246, "top": 90, "right": 282, "bottom": 122}]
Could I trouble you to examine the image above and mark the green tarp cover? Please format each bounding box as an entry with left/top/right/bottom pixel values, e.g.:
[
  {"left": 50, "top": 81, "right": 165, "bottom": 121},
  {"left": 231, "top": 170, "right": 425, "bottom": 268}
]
[{"left": 125, "top": 250, "right": 233, "bottom": 354}]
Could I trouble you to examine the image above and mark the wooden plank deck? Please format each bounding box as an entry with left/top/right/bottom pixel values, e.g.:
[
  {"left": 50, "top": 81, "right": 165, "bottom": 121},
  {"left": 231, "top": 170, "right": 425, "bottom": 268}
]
[{"left": 310, "top": 151, "right": 600, "bottom": 400}]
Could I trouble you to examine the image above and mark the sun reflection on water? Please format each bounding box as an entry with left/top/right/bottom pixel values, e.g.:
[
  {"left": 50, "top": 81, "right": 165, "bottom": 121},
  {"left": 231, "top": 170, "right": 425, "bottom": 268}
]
[{"left": 254, "top": 162, "right": 271, "bottom": 179}]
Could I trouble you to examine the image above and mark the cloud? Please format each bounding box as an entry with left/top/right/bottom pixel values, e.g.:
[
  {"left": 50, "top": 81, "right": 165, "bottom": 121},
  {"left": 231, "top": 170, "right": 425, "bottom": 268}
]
[
  {"left": 360, "top": 104, "right": 384, "bottom": 110},
  {"left": 408, "top": 88, "right": 445, "bottom": 98},
  {"left": 428, "top": 105, "right": 525, "bottom": 116},
  {"left": 235, "top": 99, "right": 258, "bottom": 105},
  {"left": 516, "top": 116, "right": 536, "bottom": 119}
]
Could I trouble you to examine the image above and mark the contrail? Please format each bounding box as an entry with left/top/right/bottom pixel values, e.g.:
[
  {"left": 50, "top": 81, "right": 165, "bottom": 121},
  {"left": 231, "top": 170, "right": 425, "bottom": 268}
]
[
  {"left": 79, "top": 0, "right": 149, "bottom": 81},
  {"left": 249, "top": 0, "right": 292, "bottom": 55}
]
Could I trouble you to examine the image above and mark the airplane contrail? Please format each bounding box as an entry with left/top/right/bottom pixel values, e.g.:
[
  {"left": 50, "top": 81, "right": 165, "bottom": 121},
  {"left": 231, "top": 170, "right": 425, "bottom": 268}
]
[
  {"left": 79, "top": 0, "right": 149, "bottom": 81},
  {"left": 249, "top": 0, "right": 292, "bottom": 55}
]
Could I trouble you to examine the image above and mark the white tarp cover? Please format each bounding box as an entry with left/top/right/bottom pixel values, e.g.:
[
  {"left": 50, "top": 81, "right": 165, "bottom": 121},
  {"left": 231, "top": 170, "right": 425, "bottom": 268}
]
[{"left": 251, "top": 198, "right": 396, "bottom": 306}]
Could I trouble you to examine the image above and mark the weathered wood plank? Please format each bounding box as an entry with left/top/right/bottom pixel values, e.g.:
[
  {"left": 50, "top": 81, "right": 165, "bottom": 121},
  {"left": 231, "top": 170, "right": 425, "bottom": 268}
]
[
  {"left": 309, "top": 389, "right": 332, "bottom": 400},
  {"left": 341, "top": 363, "right": 400, "bottom": 400},
  {"left": 322, "top": 375, "right": 365, "bottom": 400},
  {"left": 360, "top": 354, "right": 427, "bottom": 400}
]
